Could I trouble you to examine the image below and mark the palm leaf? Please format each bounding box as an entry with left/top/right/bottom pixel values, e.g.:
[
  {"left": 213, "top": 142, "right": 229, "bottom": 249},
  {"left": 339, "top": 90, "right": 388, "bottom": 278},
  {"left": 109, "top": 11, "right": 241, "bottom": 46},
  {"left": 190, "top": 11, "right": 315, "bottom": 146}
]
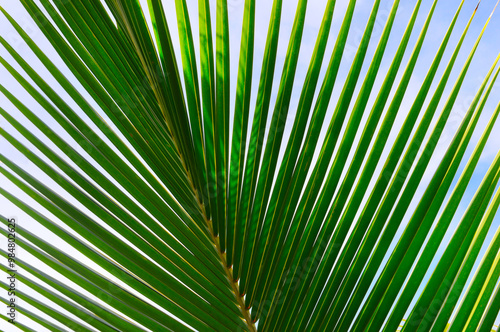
[{"left": 1, "top": 0, "right": 499, "bottom": 331}]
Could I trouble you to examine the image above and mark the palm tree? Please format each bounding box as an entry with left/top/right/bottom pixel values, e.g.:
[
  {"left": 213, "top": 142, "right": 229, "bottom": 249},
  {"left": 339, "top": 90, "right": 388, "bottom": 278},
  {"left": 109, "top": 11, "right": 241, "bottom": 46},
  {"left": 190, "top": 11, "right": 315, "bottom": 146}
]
[{"left": 0, "top": 0, "right": 499, "bottom": 330}]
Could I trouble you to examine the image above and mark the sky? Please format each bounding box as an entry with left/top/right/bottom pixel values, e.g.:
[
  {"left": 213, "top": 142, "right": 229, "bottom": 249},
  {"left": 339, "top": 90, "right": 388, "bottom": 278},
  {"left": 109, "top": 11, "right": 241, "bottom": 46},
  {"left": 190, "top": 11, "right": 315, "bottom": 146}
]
[{"left": 0, "top": 0, "right": 499, "bottom": 331}]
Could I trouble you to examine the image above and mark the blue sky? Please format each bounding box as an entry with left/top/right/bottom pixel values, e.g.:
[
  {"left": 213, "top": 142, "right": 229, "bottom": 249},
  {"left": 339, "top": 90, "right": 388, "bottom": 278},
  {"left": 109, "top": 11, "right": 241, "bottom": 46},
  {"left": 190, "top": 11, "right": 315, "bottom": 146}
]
[{"left": 0, "top": 0, "right": 499, "bottom": 330}]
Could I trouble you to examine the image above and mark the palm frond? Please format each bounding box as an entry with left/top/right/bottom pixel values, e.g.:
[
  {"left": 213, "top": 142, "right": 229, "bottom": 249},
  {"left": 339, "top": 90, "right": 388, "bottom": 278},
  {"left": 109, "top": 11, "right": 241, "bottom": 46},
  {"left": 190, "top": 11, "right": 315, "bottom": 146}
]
[{"left": 1, "top": 0, "right": 499, "bottom": 331}]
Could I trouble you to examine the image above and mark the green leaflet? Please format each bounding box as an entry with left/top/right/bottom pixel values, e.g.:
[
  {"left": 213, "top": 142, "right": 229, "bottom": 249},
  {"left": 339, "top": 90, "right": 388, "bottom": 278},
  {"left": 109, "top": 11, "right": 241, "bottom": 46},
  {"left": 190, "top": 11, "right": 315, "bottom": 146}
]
[{"left": 227, "top": 0, "right": 255, "bottom": 269}]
